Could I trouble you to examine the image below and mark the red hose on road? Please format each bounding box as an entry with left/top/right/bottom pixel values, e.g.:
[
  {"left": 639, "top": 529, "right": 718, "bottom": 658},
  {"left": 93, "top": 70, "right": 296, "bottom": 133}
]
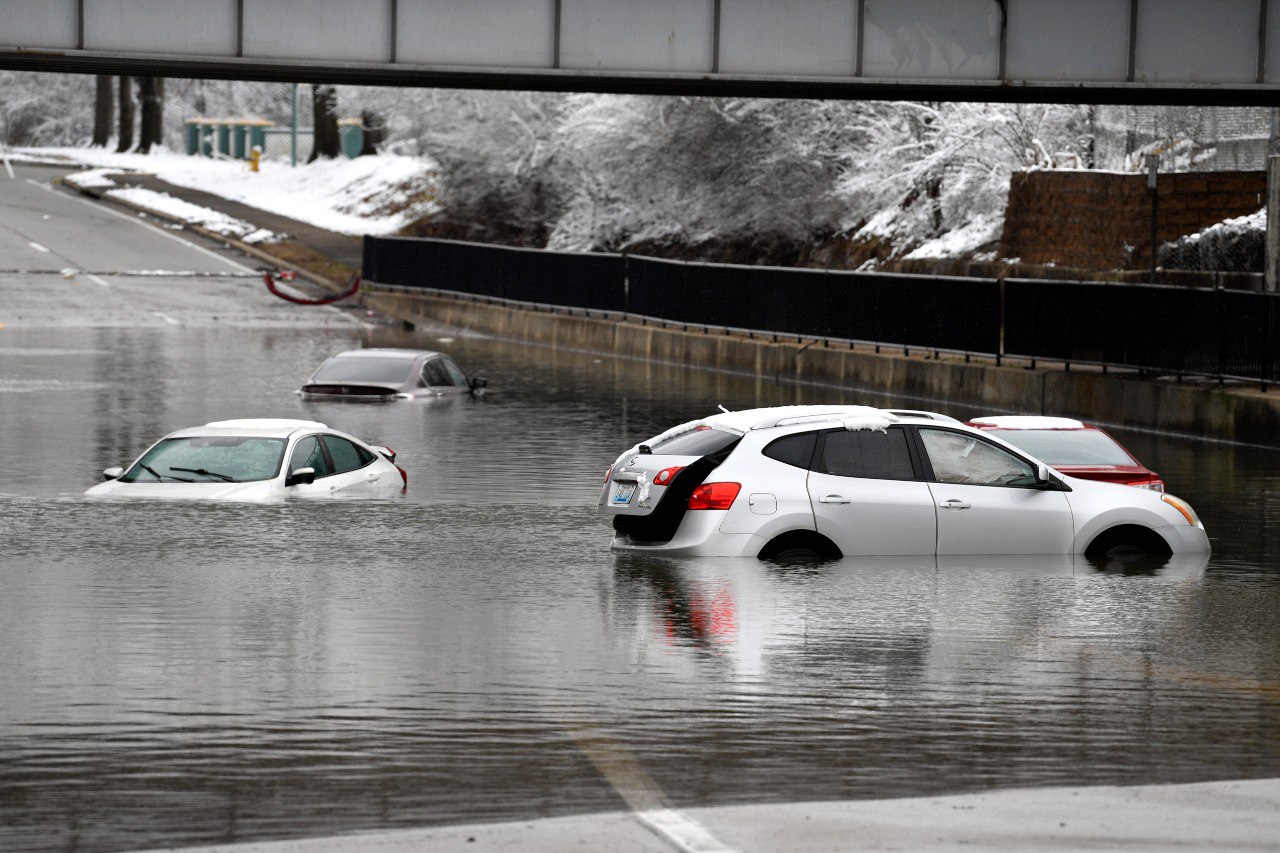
[{"left": 263, "top": 271, "right": 361, "bottom": 305}]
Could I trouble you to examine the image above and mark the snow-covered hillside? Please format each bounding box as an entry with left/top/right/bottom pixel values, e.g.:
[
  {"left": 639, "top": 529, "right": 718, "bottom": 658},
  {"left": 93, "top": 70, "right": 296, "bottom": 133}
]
[{"left": 14, "top": 147, "right": 435, "bottom": 237}]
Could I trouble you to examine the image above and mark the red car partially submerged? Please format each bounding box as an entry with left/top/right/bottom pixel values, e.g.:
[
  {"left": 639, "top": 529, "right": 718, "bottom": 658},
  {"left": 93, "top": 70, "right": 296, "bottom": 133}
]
[{"left": 967, "top": 416, "right": 1165, "bottom": 492}]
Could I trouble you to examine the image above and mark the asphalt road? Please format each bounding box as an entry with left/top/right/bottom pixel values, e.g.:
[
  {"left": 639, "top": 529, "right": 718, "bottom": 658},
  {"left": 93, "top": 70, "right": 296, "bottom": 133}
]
[{"left": 0, "top": 163, "right": 360, "bottom": 330}]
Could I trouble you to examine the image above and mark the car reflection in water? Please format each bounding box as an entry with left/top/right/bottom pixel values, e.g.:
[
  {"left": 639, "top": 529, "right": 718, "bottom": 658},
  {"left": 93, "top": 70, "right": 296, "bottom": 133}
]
[{"left": 610, "top": 551, "right": 1210, "bottom": 685}]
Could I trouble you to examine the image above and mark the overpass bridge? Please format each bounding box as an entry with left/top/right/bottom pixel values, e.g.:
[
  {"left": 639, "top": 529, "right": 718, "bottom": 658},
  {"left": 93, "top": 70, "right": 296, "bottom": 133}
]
[{"left": 2, "top": 0, "right": 1279, "bottom": 105}]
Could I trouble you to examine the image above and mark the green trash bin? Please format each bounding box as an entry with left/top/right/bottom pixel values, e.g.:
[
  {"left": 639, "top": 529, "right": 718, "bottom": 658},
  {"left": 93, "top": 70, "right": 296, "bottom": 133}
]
[
  {"left": 338, "top": 118, "right": 362, "bottom": 158},
  {"left": 184, "top": 120, "right": 201, "bottom": 156},
  {"left": 216, "top": 122, "right": 232, "bottom": 157}
]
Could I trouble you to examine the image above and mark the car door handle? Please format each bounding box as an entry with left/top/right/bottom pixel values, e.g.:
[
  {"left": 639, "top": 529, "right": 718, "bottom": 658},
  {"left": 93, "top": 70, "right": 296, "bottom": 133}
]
[
  {"left": 940, "top": 499, "right": 971, "bottom": 510},
  {"left": 367, "top": 473, "right": 380, "bottom": 482},
  {"left": 819, "top": 495, "right": 851, "bottom": 504}
]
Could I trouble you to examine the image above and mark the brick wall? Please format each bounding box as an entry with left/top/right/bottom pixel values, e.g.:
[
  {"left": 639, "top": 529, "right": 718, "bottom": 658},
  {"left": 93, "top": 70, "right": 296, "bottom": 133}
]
[{"left": 1000, "top": 169, "right": 1266, "bottom": 270}]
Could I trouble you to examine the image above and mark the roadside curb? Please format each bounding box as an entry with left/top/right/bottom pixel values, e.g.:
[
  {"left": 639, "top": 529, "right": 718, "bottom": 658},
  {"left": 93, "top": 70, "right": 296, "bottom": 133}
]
[{"left": 60, "top": 173, "right": 352, "bottom": 296}]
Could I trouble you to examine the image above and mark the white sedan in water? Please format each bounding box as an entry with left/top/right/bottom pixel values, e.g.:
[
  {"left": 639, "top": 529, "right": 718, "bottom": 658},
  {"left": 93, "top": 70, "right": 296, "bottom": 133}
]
[
  {"left": 86, "top": 419, "right": 405, "bottom": 501},
  {"left": 598, "top": 406, "right": 1210, "bottom": 559}
]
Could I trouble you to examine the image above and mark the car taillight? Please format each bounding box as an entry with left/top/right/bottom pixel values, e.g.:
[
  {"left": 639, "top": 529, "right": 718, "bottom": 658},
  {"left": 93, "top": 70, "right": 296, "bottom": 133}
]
[
  {"left": 396, "top": 466, "right": 407, "bottom": 487},
  {"left": 653, "top": 465, "right": 684, "bottom": 486},
  {"left": 604, "top": 465, "right": 613, "bottom": 483},
  {"left": 1131, "top": 478, "right": 1165, "bottom": 492},
  {"left": 688, "top": 482, "right": 741, "bottom": 510}
]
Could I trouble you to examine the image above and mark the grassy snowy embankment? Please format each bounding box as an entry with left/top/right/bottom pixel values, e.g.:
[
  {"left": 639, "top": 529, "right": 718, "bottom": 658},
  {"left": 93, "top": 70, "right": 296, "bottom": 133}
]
[{"left": 14, "top": 147, "right": 437, "bottom": 237}]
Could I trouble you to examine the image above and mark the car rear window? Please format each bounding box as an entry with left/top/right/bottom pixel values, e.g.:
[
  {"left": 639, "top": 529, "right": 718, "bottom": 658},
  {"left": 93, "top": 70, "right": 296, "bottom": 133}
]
[
  {"left": 322, "top": 436, "right": 371, "bottom": 474},
  {"left": 650, "top": 426, "right": 739, "bottom": 457},
  {"left": 818, "top": 428, "right": 916, "bottom": 480},
  {"left": 763, "top": 432, "right": 818, "bottom": 469},
  {"left": 312, "top": 356, "right": 414, "bottom": 384},
  {"left": 985, "top": 428, "right": 1135, "bottom": 466}
]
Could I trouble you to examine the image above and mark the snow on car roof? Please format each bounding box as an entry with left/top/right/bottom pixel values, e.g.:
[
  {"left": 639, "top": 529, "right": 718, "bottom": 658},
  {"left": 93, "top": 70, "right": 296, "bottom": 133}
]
[
  {"left": 172, "top": 419, "right": 328, "bottom": 437},
  {"left": 204, "top": 419, "right": 326, "bottom": 430},
  {"left": 332, "top": 348, "right": 440, "bottom": 360},
  {"left": 970, "top": 416, "right": 1086, "bottom": 430},
  {"left": 634, "top": 405, "right": 907, "bottom": 453}
]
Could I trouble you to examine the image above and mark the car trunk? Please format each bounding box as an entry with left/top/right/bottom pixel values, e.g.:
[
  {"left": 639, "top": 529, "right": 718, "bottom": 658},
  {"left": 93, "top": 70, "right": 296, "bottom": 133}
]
[{"left": 601, "top": 428, "right": 741, "bottom": 544}]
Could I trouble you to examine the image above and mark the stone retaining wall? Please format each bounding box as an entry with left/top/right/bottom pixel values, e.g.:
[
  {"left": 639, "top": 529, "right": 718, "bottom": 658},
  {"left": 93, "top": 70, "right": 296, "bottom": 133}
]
[{"left": 1000, "top": 169, "right": 1266, "bottom": 270}]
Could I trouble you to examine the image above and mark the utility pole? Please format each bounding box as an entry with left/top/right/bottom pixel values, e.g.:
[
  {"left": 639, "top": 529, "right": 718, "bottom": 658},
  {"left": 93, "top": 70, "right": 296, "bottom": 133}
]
[
  {"left": 290, "top": 83, "right": 298, "bottom": 167},
  {"left": 1147, "top": 157, "right": 1159, "bottom": 283},
  {"left": 1267, "top": 108, "right": 1280, "bottom": 292}
]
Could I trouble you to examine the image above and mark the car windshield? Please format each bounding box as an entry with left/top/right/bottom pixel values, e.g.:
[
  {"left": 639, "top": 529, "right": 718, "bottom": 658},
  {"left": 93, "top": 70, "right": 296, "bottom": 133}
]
[
  {"left": 985, "top": 428, "right": 1136, "bottom": 466},
  {"left": 311, "top": 356, "right": 415, "bottom": 384},
  {"left": 121, "top": 436, "right": 287, "bottom": 483}
]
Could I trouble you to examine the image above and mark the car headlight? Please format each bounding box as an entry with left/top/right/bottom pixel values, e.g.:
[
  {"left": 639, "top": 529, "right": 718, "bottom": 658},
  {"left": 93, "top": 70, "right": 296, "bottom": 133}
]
[
  {"left": 1132, "top": 479, "right": 1165, "bottom": 492},
  {"left": 1161, "top": 494, "right": 1201, "bottom": 527}
]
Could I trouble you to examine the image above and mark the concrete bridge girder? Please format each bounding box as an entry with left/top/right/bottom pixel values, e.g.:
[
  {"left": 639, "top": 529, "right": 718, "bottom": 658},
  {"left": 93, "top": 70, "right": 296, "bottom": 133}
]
[{"left": 1, "top": 0, "right": 1280, "bottom": 104}]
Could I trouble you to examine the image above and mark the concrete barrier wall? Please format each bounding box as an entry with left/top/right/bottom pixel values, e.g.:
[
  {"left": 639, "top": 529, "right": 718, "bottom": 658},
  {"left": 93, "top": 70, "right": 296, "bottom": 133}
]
[{"left": 364, "top": 289, "right": 1280, "bottom": 447}]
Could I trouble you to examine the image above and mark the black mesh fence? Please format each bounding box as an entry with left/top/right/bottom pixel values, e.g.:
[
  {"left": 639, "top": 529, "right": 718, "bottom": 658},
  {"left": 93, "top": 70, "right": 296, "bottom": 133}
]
[
  {"left": 1003, "top": 279, "right": 1280, "bottom": 382},
  {"left": 365, "top": 236, "right": 1280, "bottom": 384},
  {"left": 364, "top": 236, "right": 626, "bottom": 311}
]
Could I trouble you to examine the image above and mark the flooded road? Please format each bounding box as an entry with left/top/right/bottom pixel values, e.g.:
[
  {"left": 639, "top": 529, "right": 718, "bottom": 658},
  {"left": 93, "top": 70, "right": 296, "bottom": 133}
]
[{"left": 2, "top": 167, "right": 1279, "bottom": 851}]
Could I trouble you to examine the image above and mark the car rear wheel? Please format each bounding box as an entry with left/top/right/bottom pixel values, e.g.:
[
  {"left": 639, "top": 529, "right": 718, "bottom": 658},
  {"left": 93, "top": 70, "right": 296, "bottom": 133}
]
[{"left": 758, "top": 531, "right": 842, "bottom": 563}]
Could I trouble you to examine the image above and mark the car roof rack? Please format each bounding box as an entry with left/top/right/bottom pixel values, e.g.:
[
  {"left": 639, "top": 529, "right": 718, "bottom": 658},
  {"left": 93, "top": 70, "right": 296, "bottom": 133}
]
[{"left": 885, "top": 410, "right": 962, "bottom": 423}]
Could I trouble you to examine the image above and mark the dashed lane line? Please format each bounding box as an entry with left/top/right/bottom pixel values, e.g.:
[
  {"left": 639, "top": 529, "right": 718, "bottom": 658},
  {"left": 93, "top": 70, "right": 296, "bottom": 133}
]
[
  {"left": 24, "top": 178, "right": 247, "bottom": 275},
  {"left": 87, "top": 275, "right": 111, "bottom": 288},
  {"left": 27, "top": 241, "right": 49, "bottom": 253},
  {"left": 569, "top": 726, "right": 738, "bottom": 853},
  {"left": 151, "top": 311, "right": 181, "bottom": 326},
  {"left": 25, "top": 178, "right": 362, "bottom": 326}
]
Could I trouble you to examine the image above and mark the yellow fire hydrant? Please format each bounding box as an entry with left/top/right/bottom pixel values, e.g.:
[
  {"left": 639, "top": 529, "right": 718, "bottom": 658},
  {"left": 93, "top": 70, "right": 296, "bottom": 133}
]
[{"left": 249, "top": 145, "right": 262, "bottom": 173}]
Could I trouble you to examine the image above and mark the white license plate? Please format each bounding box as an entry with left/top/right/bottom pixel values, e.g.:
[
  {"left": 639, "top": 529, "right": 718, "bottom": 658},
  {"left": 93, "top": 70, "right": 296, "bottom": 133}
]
[{"left": 612, "top": 483, "right": 636, "bottom": 505}]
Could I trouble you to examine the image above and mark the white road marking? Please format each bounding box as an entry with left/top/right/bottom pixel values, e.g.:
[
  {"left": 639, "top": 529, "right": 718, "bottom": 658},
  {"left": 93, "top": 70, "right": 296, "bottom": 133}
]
[
  {"left": 27, "top": 241, "right": 49, "bottom": 253},
  {"left": 3, "top": 155, "right": 14, "bottom": 180},
  {"left": 570, "top": 727, "right": 738, "bottom": 853},
  {"left": 24, "top": 178, "right": 248, "bottom": 275},
  {"left": 26, "top": 177, "right": 361, "bottom": 325},
  {"left": 87, "top": 275, "right": 111, "bottom": 288},
  {"left": 151, "top": 311, "right": 180, "bottom": 326}
]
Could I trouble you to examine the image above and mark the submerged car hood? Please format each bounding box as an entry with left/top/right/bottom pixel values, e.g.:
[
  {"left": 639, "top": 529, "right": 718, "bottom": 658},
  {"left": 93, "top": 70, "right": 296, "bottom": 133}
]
[{"left": 85, "top": 480, "right": 279, "bottom": 501}]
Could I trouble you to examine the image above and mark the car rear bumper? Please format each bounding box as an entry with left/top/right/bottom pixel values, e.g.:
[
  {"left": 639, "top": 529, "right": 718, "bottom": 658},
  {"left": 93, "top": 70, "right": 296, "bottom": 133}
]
[{"left": 609, "top": 510, "right": 760, "bottom": 556}]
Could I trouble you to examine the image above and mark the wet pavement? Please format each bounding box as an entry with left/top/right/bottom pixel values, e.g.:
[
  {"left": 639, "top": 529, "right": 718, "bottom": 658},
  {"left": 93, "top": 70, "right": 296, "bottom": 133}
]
[{"left": 1, "top": 165, "right": 1279, "bottom": 851}]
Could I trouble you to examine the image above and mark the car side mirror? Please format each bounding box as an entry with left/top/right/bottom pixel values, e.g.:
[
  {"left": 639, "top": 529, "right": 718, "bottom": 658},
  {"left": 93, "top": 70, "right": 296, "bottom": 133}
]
[
  {"left": 103, "top": 466, "right": 124, "bottom": 481},
  {"left": 286, "top": 467, "right": 316, "bottom": 487},
  {"left": 470, "top": 377, "right": 488, "bottom": 391}
]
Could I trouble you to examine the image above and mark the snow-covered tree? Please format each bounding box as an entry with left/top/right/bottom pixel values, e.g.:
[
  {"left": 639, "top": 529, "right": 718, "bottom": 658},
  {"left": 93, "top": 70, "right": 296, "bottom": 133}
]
[
  {"left": 0, "top": 71, "right": 95, "bottom": 146},
  {"left": 548, "top": 95, "right": 856, "bottom": 256},
  {"left": 835, "top": 101, "right": 1088, "bottom": 258}
]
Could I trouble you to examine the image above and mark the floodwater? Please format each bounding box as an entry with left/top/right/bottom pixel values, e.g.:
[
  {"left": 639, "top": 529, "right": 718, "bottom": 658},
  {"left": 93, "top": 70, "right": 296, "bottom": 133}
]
[{"left": 2, "top": 320, "right": 1279, "bottom": 852}]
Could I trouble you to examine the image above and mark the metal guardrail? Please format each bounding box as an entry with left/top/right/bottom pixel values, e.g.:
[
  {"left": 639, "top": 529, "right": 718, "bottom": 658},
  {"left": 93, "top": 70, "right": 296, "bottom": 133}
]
[{"left": 363, "top": 236, "right": 1280, "bottom": 390}]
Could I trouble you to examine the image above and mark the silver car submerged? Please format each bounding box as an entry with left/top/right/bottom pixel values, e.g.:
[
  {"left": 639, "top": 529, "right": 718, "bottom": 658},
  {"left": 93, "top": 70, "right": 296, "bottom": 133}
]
[{"left": 301, "top": 348, "right": 487, "bottom": 401}]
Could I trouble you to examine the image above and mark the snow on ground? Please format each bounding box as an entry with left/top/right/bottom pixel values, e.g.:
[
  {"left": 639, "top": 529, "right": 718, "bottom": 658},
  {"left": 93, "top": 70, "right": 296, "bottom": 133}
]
[
  {"left": 16, "top": 146, "right": 436, "bottom": 237},
  {"left": 105, "top": 187, "right": 282, "bottom": 244},
  {"left": 902, "top": 215, "right": 1003, "bottom": 260}
]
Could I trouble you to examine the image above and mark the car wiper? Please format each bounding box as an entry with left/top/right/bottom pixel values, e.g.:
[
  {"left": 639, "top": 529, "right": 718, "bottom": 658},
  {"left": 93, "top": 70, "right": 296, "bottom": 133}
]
[
  {"left": 142, "top": 464, "right": 193, "bottom": 483},
  {"left": 169, "top": 466, "right": 238, "bottom": 482}
]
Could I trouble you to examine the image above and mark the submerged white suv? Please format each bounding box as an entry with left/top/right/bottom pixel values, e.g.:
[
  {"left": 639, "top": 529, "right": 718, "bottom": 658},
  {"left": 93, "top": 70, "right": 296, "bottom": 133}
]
[{"left": 598, "top": 406, "right": 1209, "bottom": 559}]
